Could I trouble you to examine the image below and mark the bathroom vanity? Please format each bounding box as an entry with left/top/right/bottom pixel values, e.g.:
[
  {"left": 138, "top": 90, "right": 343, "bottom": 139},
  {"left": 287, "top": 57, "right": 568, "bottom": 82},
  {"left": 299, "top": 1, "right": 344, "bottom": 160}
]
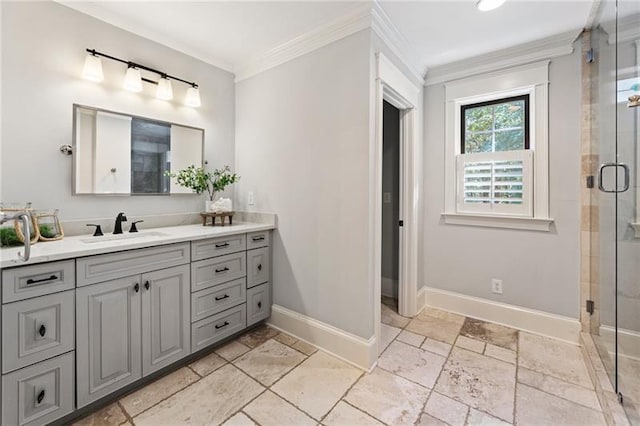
[{"left": 0, "top": 223, "right": 274, "bottom": 425}]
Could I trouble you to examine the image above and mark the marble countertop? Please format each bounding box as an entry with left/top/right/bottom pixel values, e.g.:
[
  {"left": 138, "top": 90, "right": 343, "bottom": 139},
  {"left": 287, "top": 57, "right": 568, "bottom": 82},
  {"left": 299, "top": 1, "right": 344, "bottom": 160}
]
[{"left": 0, "top": 222, "right": 275, "bottom": 268}]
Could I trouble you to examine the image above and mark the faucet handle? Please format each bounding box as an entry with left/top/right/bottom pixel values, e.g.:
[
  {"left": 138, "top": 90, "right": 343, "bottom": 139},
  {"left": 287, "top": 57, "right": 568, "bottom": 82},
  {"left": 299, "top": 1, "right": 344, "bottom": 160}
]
[
  {"left": 118, "top": 212, "right": 127, "bottom": 222},
  {"left": 86, "top": 224, "right": 104, "bottom": 237},
  {"left": 129, "top": 220, "right": 144, "bottom": 233}
]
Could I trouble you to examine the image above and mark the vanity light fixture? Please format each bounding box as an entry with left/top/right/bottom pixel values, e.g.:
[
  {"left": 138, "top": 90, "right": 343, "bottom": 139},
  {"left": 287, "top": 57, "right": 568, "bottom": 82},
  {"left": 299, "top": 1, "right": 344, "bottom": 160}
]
[
  {"left": 185, "top": 85, "right": 201, "bottom": 108},
  {"left": 156, "top": 76, "right": 173, "bottom": 100},
  {"left": 81, "top": 48, "right": 200, "bottom": 107},
  {"left": 476, "top": 0, "right": 506, "bottom": 11},
  {"left": 82, "top": 51, "right": 104, "bottom": 82},
  {"left": 124, "top": 66, "right": 143, "bottom": 93}
]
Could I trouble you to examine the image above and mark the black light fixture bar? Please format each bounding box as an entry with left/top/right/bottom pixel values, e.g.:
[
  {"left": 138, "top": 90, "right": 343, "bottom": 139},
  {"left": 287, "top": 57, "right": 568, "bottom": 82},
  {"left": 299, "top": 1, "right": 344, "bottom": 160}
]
[{"left": 86, "top": 48, "right": 198, "bottom": 88}]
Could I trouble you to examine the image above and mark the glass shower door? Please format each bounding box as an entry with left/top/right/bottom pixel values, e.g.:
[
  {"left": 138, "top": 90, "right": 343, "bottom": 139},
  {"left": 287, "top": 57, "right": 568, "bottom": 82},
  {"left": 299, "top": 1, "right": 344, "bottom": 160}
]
[{"left": 615, "top": 0, "right": 640, "bottom": 421}]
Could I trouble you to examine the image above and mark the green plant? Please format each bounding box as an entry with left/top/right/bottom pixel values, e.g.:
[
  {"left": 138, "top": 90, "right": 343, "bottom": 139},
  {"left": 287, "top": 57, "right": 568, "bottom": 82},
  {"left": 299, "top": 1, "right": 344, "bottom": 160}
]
[
  {"left": 39, "top": 224, "right": 56, "bottom": 238},
  {"left": 0, "top": 227, "right": 22, "bottom": 247},
  {"left": 166, "top": 165, "right": 239, "bottom": 201}
]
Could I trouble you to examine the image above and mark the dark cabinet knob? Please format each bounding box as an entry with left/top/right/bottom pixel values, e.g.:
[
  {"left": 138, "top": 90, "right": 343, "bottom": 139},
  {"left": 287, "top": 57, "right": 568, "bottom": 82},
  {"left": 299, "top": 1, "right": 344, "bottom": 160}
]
[
  {"left": 144, "top": 281, "right": 150, "bottom": 290},
  {"left": 215, "top": 321, "right": 230, "bottom": 329},
  {"left": 37, "top": 390, "right": 45, "bottom": 404},
  {"left": 257, "top": 301, "right": 262, "bottom": 309},
  {"left": 39, "top": 324, "right": 46, "bottom": 337},
  {"left": 215, "top": 267, "right": 230, "bottom": 273},
  {"left": 134, "top": 283, "right": 140, "bottom": 293},
  {"left": 215, "top": 294, "right": 229, "bottom": 301},
  {"left": 257, "top": 264, "right": 262, "bottom": 272}
]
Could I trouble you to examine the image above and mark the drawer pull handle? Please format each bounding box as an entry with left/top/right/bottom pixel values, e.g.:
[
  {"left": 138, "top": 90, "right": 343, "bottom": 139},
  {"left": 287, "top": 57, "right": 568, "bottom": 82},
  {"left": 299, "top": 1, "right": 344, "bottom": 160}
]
[
  {"left": 215, "top": 243, "right": 230, "bottom": 248},
  {"left": 134, "top": 283, "right": 140, "bottom": 293},
  {"left": 215, "top": 267, "right": 230, "bottom": 273},
  {"left": 257, "top": 301, "right": 262, "bottom": 309},
  {"left": 252, "top": 236, "right": 265, "bottom": 242},
  {"left": 215, "top": 294, "right": 229, "bottom": 301},
  {"left": 257, "top": 264, "right": 262, "bottom": 272},
  {"left": 26, "top": 275, "right": 58, "bottom": 285},
  {"left": 39, "top": 325, "right": 46, "bottom": 337},
  {"left": 144, "top": 281, "right": 150, "bottom": 290},
  {"left": 215, "top": 321, "right": 230, "bottom": 329},
  {"left": 37, "top": 390, "right": 45, "bottom": 404}
]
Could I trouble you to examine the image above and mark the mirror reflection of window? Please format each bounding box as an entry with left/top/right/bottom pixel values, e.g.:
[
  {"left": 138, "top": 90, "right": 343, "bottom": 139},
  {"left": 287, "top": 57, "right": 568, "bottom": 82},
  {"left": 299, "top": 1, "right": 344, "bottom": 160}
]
[{"left": 131, "top": 118, "right": 171, "bottom": 194}]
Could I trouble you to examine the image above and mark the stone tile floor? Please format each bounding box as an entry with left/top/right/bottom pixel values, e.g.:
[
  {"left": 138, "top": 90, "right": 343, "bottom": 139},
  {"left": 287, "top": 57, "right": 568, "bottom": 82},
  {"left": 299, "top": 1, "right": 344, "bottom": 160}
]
[{"left": 74, "top": 300, "right": 606, "bottom": 426}]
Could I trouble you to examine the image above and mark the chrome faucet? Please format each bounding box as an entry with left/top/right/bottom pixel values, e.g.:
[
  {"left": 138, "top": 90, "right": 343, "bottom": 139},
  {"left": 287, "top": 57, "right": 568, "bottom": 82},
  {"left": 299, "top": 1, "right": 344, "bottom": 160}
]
[
  {"left": 113, "top": 212, "right": 127, "bottom": 234},
  {"left": 0, "top": 211, "right": 31, "bottom": 261}
]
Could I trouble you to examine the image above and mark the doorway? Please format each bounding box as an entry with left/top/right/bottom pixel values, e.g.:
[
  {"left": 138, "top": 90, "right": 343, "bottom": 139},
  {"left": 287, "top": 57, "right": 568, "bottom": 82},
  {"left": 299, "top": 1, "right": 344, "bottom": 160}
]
[{"left": 381, "top": 101, "right": 402, "bottom": 315}]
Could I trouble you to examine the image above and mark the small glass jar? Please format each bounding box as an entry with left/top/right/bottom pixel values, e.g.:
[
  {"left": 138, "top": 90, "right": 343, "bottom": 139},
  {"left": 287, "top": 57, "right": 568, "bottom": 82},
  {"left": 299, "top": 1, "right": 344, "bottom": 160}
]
[{"left": 34, "top": 209, "right": 64, "bottom": 241}]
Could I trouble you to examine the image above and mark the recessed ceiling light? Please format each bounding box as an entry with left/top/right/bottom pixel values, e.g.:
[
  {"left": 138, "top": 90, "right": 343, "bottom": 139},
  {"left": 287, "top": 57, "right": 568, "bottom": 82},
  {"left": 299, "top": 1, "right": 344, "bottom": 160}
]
[{"left": 476, "top": 0, "right": 507, "bottom": 11}]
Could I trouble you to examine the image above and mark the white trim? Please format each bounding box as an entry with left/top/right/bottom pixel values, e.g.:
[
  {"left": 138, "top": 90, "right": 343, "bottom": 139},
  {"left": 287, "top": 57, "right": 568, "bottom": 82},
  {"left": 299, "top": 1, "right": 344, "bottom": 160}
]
[
  {"left": 425, "top": 30, "right": 580, "bottom": 86},
  {"left": 441, "top": 213, "right": 554, "bottom": 231},
  {"left": 57, "top": 1, "right": 234, "bottom": 73},
  {"left": 417, "top": 286, "right": 428, "bottom": 312},
  {"left": 370, "top": 2, "right": 426, "bottom": 86},
  {"left": 235, "top": 4, "right": 372, "bottom": 82},
  {"left": 421, "top": 287, "right": 581, "bottom": 345},
  {"left": 373, "top": 53, "right": 422, "bottom": 356},
  {"left": 267, "top": 305, "right": 376, "bottom": 371}
]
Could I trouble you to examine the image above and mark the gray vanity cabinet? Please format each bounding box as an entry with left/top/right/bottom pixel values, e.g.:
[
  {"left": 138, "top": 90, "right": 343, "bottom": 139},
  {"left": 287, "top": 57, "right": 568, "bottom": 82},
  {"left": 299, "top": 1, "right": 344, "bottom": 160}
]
[
  {"left": 76, "top": 264, "right": 191, "bottom": 407},
  {"left": 76, "top": 276, "right": 142, "bottom": 408},
  {"left": 141, "top": 264, "right": 190, "bottom": 376}
]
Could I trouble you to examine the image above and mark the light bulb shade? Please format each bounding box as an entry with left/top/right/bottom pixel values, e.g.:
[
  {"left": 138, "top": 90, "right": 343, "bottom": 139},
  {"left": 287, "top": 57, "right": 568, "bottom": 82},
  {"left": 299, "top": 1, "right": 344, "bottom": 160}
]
[
  {"left": 82, "top": 54, "right": 104, "bottom": 82},
  {"left": 476, "top": 0, "right": 506, "bottom": 11},
  {"left": 123, "top": 67, "right": 143, "bottom": 92},
  {"left": 185, "top": 86, "right": 201, "bottom": 107},
  {"left": 156, "top": 77, "right": 173, "bottom": 100}
]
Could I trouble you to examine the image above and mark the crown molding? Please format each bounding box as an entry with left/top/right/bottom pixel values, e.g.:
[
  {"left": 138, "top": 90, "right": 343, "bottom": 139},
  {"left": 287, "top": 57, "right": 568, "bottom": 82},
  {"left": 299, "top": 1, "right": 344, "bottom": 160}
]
[
  {"left": 57, "top": 1, "right": 234, "bottom": 73},
  {"left": 425, "top": 29, "right": 582, "bottom": 86},
  {"left": 370, "top": 2, "right": 426, "bottom": 86},
  {"left": 235, "top": 3, "right": 373, "bottom": 82},
  {"left": 606, "top": 14, "right": 640, "bottom": 45}
]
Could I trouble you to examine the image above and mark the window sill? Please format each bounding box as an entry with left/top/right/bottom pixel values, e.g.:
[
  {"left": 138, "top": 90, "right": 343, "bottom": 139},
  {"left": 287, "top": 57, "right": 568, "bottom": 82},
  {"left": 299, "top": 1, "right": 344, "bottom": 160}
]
[{"left": 441, "top": 212, "right": 554, "bottom": 232}]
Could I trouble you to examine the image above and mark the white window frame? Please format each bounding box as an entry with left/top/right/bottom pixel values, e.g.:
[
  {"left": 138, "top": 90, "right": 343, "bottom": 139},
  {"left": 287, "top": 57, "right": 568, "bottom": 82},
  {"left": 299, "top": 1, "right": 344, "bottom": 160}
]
[{"left": 442, "top": 61, "right": 554, "bottom": 231}]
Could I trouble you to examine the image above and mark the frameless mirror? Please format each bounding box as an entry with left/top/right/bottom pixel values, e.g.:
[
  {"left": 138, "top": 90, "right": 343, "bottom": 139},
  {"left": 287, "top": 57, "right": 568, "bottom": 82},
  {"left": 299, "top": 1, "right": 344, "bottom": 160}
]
[{"left": 72, "top": 105, "right": 204, "bottom": 195}]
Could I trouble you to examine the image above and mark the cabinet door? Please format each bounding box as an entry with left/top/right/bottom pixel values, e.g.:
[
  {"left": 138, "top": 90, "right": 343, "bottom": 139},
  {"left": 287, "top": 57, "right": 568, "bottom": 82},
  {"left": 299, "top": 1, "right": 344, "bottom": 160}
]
[
  {"left": 76, "top": 276, "right": 142, "bottom": 408},
  {"left": 247, "top": 247, "right": 270, "bottom": 288},
  {"left": 141, "top": 265, "right": 191, "bottom": 376},
  {"left": 247, "top": 283, "right": 272, "bottom": 326}
]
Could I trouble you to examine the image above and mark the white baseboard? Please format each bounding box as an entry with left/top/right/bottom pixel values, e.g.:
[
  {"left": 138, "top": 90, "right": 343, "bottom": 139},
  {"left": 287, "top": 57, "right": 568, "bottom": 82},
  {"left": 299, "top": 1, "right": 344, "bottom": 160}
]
[
  {"left": 599, "top": 325, "right": 640, "bottom": 360},
  {"left": 267, "top": 304, "right": 377, "bottom": 371},
  {"left": 381, "top": 277, "right": 398, "bottom": 299},
  {"left": 420, "top": 286, "right": 581, "bottom": 345}
]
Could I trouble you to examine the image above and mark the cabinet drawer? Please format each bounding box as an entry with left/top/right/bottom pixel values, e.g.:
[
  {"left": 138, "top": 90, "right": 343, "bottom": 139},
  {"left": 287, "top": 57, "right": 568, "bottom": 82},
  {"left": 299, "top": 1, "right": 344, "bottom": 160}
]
[
  {"left": 191, "top": 252, "right": 246, "bottom": 293},
  {"left": 191, "top": 234, "right": 246, "bottom": 261},
  {"left": 3, "top": 290, "right": 75, "bottom": 373},
  {"left": 191, "top": 305, "right": 246, "bottom": 353},
  {"left": 77, "top": 242, "right": 190, "bottom": 286},
  {"left": 247, "top": 283, "right": 271, "bottom": 326},
  {"left": 2, "top": 352, "right": 75, "bottom": 426},
  {"left": 246, "top": 231, "right": 270, "bottom": 250},
  {"left": 2, "top": 260, "right": 75, "bottom": 303},
  {"left": 247, "top": 247, "right": 270, "bottom": 289},
  {"left": 191, "top": 278, "right": 246, "bottom": 322}
]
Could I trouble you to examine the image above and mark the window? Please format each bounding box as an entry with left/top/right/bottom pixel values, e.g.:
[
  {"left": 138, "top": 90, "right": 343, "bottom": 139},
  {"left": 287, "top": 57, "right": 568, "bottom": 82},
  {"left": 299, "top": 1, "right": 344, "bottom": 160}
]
[{"left": 443, "top": 62, "right": 552, "bottom": 231}]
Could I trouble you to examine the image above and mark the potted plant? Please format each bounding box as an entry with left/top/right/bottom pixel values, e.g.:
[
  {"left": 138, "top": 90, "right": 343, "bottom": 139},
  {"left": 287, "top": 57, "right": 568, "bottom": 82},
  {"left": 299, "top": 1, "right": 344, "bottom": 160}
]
[{"left": 166, "top": 165, "right": 240, "bottom": 212}]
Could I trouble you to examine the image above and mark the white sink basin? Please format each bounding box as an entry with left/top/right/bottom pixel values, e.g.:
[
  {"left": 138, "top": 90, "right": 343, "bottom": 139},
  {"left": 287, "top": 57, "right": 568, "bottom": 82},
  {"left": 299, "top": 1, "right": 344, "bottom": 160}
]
[{"left": 81, "top": 231, "right": 169, "bottom": 244}]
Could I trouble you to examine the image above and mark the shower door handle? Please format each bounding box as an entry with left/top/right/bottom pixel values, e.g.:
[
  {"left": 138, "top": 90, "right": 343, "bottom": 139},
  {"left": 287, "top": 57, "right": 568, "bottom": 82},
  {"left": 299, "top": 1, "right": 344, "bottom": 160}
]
[{"left": 598, "top": 162, "right": 630, "bottom": 193}]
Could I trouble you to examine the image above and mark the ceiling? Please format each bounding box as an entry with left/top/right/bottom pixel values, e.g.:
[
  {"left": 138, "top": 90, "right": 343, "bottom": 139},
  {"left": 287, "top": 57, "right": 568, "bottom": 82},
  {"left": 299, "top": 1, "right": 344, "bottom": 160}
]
[{"left": 61, "top": 0, "right": 595, "bottom": 77}]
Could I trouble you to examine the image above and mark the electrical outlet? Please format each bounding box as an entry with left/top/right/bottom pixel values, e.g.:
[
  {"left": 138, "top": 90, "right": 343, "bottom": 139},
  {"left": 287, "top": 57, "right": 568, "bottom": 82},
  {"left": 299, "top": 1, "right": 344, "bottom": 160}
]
[
  {"left": 491, "top": 279, "right": 503, "bottom": 294},
  {"left": 248, "top": 191, "right": 255, "bottom": 206}
]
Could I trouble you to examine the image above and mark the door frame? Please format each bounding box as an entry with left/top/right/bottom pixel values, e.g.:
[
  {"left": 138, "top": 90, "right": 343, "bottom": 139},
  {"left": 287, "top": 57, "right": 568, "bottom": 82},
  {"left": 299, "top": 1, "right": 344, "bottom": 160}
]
[{"left": 373, "top": 53, "right": 423, "bottom": 355}]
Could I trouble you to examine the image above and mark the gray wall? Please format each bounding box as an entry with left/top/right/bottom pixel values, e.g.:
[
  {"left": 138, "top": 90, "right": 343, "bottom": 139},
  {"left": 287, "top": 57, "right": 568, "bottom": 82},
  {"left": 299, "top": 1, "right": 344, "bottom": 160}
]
[
  {"left": 235, "top": 30, "right": 374, "bottom": 338},
  {"left": 421, "top": 42, "right": 582, "bottom": 319},
  {"left": 382, "top": 101, "right": 400, "bottom": 297},
  {"left": 1, "top": 1, "right": 235, "bottom": 222}
]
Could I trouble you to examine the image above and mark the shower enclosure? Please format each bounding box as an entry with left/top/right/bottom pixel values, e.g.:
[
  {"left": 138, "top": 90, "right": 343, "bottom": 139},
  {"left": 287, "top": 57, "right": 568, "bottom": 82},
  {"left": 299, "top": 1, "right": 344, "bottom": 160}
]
[{"left": 591, "top": 0, "right": 640, "bottom": 423}]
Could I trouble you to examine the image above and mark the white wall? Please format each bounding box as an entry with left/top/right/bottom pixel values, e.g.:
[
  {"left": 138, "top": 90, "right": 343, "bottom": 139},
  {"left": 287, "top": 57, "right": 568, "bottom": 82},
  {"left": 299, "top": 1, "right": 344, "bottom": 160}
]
[
  {"left": 1, "top": 1, "right": 235, "bottom": 222},
  {"left": 235, "top": 30, "right": 373, "bottom": 339},
  {"left": 421, "top": 42, "right": 582, "bottom": 319}
]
